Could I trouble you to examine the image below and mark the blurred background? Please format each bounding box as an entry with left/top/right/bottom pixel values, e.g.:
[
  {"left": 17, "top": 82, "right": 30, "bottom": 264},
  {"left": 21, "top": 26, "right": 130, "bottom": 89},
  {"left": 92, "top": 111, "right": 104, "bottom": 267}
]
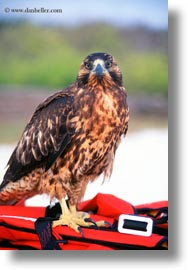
[{"left": 0, "top": 0, "right": 168, "bottom": 204}]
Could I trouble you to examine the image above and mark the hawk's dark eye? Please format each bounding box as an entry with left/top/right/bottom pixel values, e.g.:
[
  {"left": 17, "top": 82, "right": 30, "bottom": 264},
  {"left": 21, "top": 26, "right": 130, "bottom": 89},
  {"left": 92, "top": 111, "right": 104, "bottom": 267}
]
[
  {"left": 105, "top": 59, "right": 113, "bottom": 68},
  {"left": 84, "top": 62, "right": 92, "bottom": 70}
]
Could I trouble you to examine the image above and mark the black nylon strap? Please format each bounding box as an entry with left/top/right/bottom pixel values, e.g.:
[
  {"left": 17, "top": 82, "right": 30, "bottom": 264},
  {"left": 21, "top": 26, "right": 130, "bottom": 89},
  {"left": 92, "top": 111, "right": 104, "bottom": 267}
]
[{"left": 35, "top": 217, "right": 62, "bottom": 250}]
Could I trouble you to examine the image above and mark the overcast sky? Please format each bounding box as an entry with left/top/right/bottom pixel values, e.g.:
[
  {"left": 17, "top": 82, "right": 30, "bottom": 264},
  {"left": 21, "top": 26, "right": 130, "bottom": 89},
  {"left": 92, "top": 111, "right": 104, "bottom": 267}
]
[{"left": 0, "top": 0, "right": 168, "bottom": 29}]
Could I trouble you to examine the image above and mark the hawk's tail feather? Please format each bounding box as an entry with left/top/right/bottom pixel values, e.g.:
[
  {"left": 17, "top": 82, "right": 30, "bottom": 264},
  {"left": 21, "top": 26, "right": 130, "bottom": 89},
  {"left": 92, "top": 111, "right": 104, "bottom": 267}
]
[
  {"left": 0, "top": 198, "right": 18, "bottom": 206},
  {"left": 0, "top": 192, "right": 27, "bottom": 206},
  {"left": 0, "top": 176, "right": 28, "bottom": 206},
  {"left": 0, "top": 184, "right": 25, "bottom": 206}
]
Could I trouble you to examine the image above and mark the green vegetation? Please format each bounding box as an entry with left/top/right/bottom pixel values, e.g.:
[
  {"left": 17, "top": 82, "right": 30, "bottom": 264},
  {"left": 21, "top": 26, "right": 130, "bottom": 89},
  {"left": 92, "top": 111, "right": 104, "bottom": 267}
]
[
  {"left": 0, "top": 120, "right": 26, "bottom": 143},
  {"left": 0, "top": 22, "right": 167, "bottom": 96}
]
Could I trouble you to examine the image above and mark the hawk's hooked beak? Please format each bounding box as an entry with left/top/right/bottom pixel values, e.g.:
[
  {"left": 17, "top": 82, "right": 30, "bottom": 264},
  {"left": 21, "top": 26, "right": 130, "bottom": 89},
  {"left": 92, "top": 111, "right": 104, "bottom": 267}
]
[{"left": 92, "top": 59, "right": 106, "bottom": 77}]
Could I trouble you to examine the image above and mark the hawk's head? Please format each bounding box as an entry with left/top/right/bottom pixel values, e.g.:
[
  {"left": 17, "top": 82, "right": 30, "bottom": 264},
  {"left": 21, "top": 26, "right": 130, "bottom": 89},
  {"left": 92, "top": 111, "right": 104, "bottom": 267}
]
[{"left": 77, "top": 52, "right": 123, "bottom": 88}]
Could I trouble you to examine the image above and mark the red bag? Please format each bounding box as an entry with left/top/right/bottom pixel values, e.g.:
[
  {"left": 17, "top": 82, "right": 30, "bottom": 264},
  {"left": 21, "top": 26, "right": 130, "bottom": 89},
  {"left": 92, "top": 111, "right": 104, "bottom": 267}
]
[{"left": 0, "top": 193, "right": 168, "bottom": 250}]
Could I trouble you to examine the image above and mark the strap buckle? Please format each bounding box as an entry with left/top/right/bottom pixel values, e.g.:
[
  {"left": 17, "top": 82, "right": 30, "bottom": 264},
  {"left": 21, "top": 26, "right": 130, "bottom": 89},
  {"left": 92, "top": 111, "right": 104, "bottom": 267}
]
[{"left": 118, "top": 214, "right": 153, "bottom": 237}]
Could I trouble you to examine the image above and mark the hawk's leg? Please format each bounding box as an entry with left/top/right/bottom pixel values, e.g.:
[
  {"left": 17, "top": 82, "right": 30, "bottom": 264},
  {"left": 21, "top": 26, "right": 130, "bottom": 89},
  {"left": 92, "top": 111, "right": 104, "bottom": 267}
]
[{"left": 52, "top": 198, "right": 110, "bottom": 235}]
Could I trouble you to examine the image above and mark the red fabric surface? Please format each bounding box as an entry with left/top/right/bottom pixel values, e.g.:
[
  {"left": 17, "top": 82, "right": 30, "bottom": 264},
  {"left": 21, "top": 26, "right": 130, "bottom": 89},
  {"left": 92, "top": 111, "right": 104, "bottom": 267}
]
[{"left": 0, "top": 193, "right": 168, "bottom": 250}]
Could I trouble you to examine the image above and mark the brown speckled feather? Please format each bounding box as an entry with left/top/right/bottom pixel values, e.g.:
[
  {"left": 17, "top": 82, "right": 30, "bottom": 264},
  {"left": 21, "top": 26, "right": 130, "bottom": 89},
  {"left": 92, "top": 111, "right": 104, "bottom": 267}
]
[
  {"left": 2, "top": 84, "right": 75, "bottom": 183},
  {"left": 0, "top": 52, "right": 129, "bottom": 206}
]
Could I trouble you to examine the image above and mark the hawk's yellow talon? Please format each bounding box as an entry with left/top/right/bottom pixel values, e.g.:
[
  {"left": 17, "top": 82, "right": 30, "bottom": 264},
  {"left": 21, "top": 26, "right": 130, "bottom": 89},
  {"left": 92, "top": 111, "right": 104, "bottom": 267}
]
[{"left": 52, "top": 198, "right": 109, "bottom": 235}]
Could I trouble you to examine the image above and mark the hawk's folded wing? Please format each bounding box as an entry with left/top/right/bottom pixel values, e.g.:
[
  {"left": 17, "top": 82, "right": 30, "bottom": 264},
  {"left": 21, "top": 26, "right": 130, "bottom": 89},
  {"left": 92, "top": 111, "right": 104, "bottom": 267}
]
[{"left": 1, "top": 87, "right": 75, "bottom": 187}]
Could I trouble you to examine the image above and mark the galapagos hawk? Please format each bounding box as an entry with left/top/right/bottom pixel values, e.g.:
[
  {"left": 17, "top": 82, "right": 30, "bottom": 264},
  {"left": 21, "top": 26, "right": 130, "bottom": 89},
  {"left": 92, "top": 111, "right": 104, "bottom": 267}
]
[{"left": 0, "top": 52, "right": 129, "bottom": 233}]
